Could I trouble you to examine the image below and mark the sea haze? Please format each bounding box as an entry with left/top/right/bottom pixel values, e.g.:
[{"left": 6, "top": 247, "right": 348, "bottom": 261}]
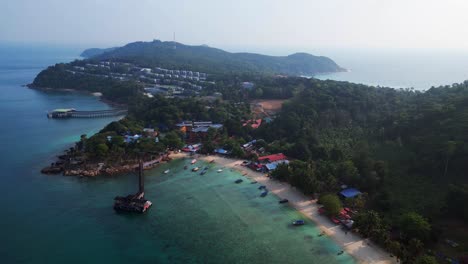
[
  {"left": 314, "top": 48, "right": 468, "bottom": 90},
  {"left": 229, "top": 45, "right": 468, "bottom": 90}
]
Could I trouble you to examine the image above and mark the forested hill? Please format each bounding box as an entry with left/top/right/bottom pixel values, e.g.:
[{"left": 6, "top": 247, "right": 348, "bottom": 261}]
[
  {"left": 89, "top": 40, "right": 344, "bottom": 75},
  {"left": 80, "top": 47, "right": 117, "bottom": 58}
]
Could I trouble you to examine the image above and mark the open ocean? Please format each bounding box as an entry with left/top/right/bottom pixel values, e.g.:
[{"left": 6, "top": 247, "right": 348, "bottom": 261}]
[
  {"left": 0, "top": 44, "right": 355, "bottom": 263},
  {"left": 314, "top": 48, "right": 468, "bottom": 90},
  {"left": 230, "top": 45, "right": 468, "bottom": 90}
]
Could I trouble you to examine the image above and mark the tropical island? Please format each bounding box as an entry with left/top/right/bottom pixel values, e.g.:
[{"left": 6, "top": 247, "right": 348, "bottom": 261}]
[{"left": 33, "top": 40, "right": 467, "bottom": 264}]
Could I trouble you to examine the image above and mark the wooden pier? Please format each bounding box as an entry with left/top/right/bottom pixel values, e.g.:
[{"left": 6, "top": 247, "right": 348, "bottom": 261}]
[{"left": 47, "top": 108, "right": 128, "bottom": 118}]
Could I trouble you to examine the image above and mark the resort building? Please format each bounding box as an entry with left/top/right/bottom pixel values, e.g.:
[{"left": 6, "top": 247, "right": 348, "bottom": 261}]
[
  {"left": 176, "top": 121, "right": 223, "bottom": 143},
  {"left": 249, "top": 153, "right": 289, "bottom": 172}
]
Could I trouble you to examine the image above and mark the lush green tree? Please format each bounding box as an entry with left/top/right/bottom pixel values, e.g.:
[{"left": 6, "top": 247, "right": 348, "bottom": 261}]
[
  {"left": 95, "top": 143, "right": 109, "bottom": 158},
  {"left": 385, "top": 240, "right": 404, "bottom": 261},
  {"left": 319, "top": 194, "right": 342, "bottom": 216},
  {"left": 399, "top": 212, "right": 431, "bottom": 241},
  {"left": 230, "top": 144, "right": 245, "bottom": 158},
  {"left": 337, "top": 160, "right": 359, "bottom": 185},
  {"left": 271, "top": 163, "right": 290, "bottom": 181},
  {"left": 110, "top": 135, "right": 125, "bottom": 147},
  {"left": 353, "top": 210, "right": 385, "bottom": 238},
  {"left": 162, "top": 131, "right": 184, "bottom": 150}
]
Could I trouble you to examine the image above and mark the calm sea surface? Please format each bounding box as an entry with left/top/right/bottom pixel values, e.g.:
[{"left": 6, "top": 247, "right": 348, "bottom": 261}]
[
  {"left": 314, "top": 48, "right": 468, "bottom": 90},
  {"left": 0, "top": 44, "right": 355, "bottom": 263},
  {"left": 231, "top": 45, "right": 468, "bottom": 90}
]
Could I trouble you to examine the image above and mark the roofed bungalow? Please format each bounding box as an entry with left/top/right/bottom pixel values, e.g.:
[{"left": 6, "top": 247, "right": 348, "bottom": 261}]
[
  {"left": 143, "top": 128, "right": 158, "bottom": 138},
  {"left": 242, "top": 139, "right": 257, "bottom": 150},
  {"left": 339, "top": 188, "right": 362, "bottom": 199},
  {"left": 189, "top": 123, "right": 223, "bottom": 142},
  {"left": 258, "top": 153, "right": 287, "bottom": 164}
]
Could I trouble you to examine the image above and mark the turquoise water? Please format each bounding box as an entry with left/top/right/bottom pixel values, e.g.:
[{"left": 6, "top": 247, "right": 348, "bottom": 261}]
[
  {"left": 0, "top": 45, "right": 355, "bottom": 263},
  {"left": 142, "top": 159, "right": 355, "bottom": 263}
]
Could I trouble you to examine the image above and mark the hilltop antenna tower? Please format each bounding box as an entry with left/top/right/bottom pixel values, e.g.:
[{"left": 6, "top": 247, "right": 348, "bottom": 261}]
[{"left": 173, "top": 32, "right": 176, "bottom": 49}]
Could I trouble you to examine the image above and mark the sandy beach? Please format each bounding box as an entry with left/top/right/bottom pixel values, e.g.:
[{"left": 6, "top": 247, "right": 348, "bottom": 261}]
[{"left": 171, "top": 153, "right": 396, "bottom": 264}]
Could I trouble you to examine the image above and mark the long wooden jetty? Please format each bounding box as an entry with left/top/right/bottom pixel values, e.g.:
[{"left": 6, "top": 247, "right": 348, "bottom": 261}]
[{"left": 47, "top": 108, "right": 127, "bottom": 118}]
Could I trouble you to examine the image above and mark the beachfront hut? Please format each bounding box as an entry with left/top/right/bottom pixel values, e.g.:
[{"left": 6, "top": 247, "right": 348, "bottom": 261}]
[{"left": 339, "top": 188, "right": 362, "bottom": 199}]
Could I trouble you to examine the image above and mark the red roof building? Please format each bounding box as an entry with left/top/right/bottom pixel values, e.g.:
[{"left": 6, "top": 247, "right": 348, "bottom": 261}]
[
  {"left": 242, "top": 119, "right": 263, "bottom": 129},
  {"left": 258, "top": 153, "right": 287, "bottom": 163}
]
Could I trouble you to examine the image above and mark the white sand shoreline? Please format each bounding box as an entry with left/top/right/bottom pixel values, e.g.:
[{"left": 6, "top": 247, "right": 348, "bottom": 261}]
[{"left": 170, "top": 152, "right": 396, "bottom": 264}]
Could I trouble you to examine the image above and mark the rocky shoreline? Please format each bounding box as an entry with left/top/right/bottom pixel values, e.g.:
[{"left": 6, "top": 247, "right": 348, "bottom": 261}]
[{"left": 42, "top": 150, "right": 171, "bottom": 177}]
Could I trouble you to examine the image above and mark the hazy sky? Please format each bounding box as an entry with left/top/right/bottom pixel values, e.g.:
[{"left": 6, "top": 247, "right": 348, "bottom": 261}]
[{"left": 2, "top": 0, "right": 468, "bottom": 52}]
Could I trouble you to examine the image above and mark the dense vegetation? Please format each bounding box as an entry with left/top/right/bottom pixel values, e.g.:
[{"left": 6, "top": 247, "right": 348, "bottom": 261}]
[
  {"left": 91, "top": 40, "right": 344, "bottom": 75},
  {"left": 32, "top": 63, "right": 142, "bottom": 103},
  {"left": 252, "top": 78, "right": 468, "bottom": 262}
]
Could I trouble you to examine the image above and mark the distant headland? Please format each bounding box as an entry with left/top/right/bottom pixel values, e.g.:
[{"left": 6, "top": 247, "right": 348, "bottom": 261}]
[{"left": 78, "top": 39, "right": 345, "bottom": 76}]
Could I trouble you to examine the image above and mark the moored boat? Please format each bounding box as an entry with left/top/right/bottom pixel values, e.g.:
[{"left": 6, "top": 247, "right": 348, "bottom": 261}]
[
  {"left": 260, "top": 190, "right": 268, "bottom": 197},
  {"left": 191, "top": 159, "right": 197, "bottom": 164},
  {"left": 235, "top": 179, "right": 243, "bottom": 183},
  {"left": 192, "top": 167, "right": 199, "bottom": 172},
  {"left": 217, "top": 169, "right": 223, "bottom": 173},
  {"left": 292, "top": 220, "right": 305, "bottom": 226},
  {"left": 164, "top": 169, "right": 170, "bottom": 174},
  {"left": 279, "top": 199, "right": 289, "bottom": 204}
]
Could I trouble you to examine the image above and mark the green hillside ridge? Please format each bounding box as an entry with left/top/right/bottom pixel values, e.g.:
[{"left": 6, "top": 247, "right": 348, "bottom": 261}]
[
  {"left": 91, "top": 40, "right": 345, "bottom": 75},
  {"left": 80, "top": 47, "right": 117, "bottom": 58}
]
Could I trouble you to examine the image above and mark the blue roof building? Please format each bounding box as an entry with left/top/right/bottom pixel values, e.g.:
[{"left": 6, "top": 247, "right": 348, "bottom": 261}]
[
  {"left": 339, "top": 188, "right": 362, "bottom": 198},
  {"left": 264, "top": 160, "right": 289, "bottom": 171}
]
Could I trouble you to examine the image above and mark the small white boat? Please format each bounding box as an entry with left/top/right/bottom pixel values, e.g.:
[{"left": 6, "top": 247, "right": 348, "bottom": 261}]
[
  {"left": 191, "top": 159, "right": 197, "bottom": 164},
  {"left": 192, "top": 167, "right": 199, "bottom": 172},
  {"left": 164, "top": 169, "right": 170, "bottom": 174},
  {"left": 217, "top": 169, "right": 223, "bottom": 173}
]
